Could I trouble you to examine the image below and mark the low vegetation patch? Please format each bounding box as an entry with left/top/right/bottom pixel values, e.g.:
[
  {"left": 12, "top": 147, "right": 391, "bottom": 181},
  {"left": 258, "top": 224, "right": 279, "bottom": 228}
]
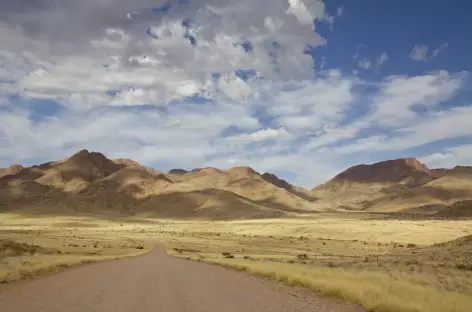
[
  {"left": 296, "top": 253, "right": 309, "bottom": 260},
  {"left": 198, "top": 258, "right": 472, "bottom": 312},
  {"left": 222, "top": 252, "right": 234, "bottom": 259},
  {"left": 0, "top": 239, "right": 48, "bottom": 256},
  {"left": 0, "top": 218, "right": 152, "bottom": 285}
]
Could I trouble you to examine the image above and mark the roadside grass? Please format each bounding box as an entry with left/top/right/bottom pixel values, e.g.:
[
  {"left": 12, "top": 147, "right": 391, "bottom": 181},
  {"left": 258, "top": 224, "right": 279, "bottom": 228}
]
[
  {"left": 192, "top": 257, "right": 472, "bottom": 312},
  {"left": 0, "top": 214, "right": 151, "bottom": 284},
  {"left": 0, "top": 253, "right": 145, "bottom": 283},
  {"left": 161, "top": 215, "right": 472, "bottom": 312},
  {"left": 1, "top": 212, "right": 472, "bottom": 312}
]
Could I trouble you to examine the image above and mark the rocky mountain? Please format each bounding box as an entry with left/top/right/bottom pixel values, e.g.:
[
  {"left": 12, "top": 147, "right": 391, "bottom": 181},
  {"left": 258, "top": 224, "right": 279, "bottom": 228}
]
[
  {"left": 312, "top": 158, "right": 472, "bottom": 214},
  {"left": 1, "top": 152, "right": 471, "bottom": 218},
  {"left": 0, "top": 165, "right": 24, "bottom": 179},
  {"left": 0, "top": 150, "right": 316, "bottom": 219},
  {"left": 168, "top": 169, "right": 189, "bottom": 175},
  {"left": 326, "top": 158, "right": 432, "bottom": 185}
]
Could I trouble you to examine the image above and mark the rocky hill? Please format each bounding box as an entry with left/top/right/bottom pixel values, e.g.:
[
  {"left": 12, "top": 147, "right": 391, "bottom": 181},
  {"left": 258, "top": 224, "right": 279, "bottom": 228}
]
[
  {"left": 1, "top": 152, "right": 471, "bottom": 218},
  {"left": 312, "top": 158, "right": 472, "bottom": 213},
  {"left": 0, "top": 150, "right": 316, "bottom": 219}
]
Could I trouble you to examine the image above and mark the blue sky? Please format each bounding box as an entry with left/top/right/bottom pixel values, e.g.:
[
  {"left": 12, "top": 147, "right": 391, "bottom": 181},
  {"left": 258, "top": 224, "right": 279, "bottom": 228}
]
[
  {"left": 0, "top": 0, "right": 471, "bottom": 187},
  {"left": 317, "top": 0, "right": 472, "bottom": 74}
]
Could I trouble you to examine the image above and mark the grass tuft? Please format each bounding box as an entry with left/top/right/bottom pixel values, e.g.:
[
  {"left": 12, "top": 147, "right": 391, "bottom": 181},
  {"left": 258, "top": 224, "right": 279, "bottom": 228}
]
[{"left": 195, "top": 258, "right": 472, "bottom": 312}]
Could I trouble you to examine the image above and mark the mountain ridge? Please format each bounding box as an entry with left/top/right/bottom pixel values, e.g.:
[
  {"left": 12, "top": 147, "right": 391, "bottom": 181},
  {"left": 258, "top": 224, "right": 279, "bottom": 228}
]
[
  {"left": 0, "top": 150, "right": 317, "bottom": 219},
  {"left": 1, "top": 151, "right": 471, "bottom": 218}
]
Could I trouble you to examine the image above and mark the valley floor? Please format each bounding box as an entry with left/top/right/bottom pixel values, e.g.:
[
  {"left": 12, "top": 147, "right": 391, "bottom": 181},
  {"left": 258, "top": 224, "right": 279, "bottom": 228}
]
[{"left": 1, "top": 212, "right": 472, "bottom": 312}]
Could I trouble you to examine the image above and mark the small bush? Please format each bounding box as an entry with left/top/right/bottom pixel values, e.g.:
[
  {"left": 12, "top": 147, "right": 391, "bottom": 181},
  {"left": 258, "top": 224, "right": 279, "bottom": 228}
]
[
  {"left": 407, "top": 243, "right": 417, "bottom": 248},
  {"left": 222, "top": 252, "right": 234, "bottom": 259},
  {"left": 243, "top": 255, "right": 251, "bottom": 259},
  {"left": 297, "top": 253, "right": 309, "bottom": 260},
  {"left": 136, "top": 246, "right": 144, "bottom": 250},
  {"left": 456, "top": 264, "right": 472, "bottom": 271}
]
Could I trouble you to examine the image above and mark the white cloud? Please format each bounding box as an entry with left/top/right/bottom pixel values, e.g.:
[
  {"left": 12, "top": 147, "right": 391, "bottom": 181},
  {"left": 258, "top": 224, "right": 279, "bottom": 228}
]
[
  {"left": 265, "top": 70, "right": 355, "bottom": 132},
  {"left": 0, "top": 1, "right": 470, "bottom": 188},
  {"left": 357, "top": 52, "right": 387, "bottom": 70},
  {"left": 319, "top": 56, "right": 327, "bottom": 70},
  {"left": 0, "top": 0, "right": 332, "bottom": 106},
  {"left": 410, "top": 43, "right": 448, "bottom": 62},
  {"left": 0, "top": 70, "right": 471, "bottom": 187},
  {"left": 410, "top": 44, "right": 429, "bottom": 62},
  {"left": 333, "top": 105, "right": 472, "bottom": 157},
  {"left": 358, "top": 58, "right": 371, "bottom": 70},
  {"left": 336, "top": 6, "right": 344, "bottom": 17},
  {"left": 287, "top": 0, "right": 318, "bottom": 25},
  {"left": 420, "top": 144, "right": 472, "bottom": 168},
  {"left": 432, "top": 43, "right": 449, "bottom": 58},
  {"left": 228, "top": 127, "right": 289, "bottom": 142},
  {"left": 370, "top": 71, "right": 465, "bottom": 126},
  {"left": 376, "top": 52, "right": 388, "bottom": 68}
]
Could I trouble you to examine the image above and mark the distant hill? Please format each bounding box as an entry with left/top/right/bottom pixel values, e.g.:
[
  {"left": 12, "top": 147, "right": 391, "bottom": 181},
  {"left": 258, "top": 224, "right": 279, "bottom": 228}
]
[
  {"left": 1, "top": 152, "right": 471, "bottom": 218},
  {"left": 0, "top": 150, "right": 316, "bottom": 219},
  {"left": 434, "top": 200, "right": 472, "bottom": 218},
  {"left": 168, "top": 169, "right": 189, "bottom": 175},
  {"left": 0, "top": 165, "right": 24, "bottom": 179},
  {"left": 324, "top": 158, "right": 432, "bottom": 185},
  {"left": 312, "top": 158, "right": 472, "bottom": 213}
]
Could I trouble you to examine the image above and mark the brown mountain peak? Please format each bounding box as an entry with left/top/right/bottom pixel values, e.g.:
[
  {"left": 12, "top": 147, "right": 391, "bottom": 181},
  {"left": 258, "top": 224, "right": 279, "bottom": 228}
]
[
  {"left": 191, "top": 167, "right": 227, "bottom": 175},
  {"left": 331, "top": 158, "right": 432, "bottom": 184},
  {"left": 398, "top": 158, "right": 430, "bottom": 173},
  {"left": 113, "top": 158, "right": 141, "bottom": 167},
  {"left": 9, "top": 164, "right": 24, "bottom": 171},
  {"left": 0, "top": 164, "right": 24, "bottom": 180},
  {"left": 69, "top": 149, "right": 105, "bottom": 162},
  {"left": 261, "top": 172, "right": 292, "bottom": 189},
  {"left": 168, "top": 169, "right": 189, "bottom": 175},
  {"left": 227, "top": 166, "right": 259, "bottom": 177},
  {"left": 38, "top": 150, "right": 122, "bottom": 185}
]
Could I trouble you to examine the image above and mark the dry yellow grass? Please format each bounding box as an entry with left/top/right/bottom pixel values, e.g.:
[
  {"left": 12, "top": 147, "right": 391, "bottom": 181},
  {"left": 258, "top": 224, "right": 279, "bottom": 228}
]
[
  {"left": 1, "top": 212, "right": 472, "bottom": 312},
  {"left": 153, "top": 213, "right": 472, "bottom": 244},
  {"left": 161, "top": 214, "right": 472, "bottom": 312},
  {"left": 0, "top": 214, "right": 151, "bottom": 284},
  {"left": 193, "top": 258, "right": 472, "bottom": 312}
]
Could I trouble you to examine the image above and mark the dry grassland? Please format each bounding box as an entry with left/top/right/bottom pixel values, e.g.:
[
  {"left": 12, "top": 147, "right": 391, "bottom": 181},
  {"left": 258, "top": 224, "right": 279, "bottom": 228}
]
[
  {"left": 1, "top": 212, "right": 472, "bottom": 312},
  {"left": 0, "top": 214, "right": 151, "bottom": 284}
]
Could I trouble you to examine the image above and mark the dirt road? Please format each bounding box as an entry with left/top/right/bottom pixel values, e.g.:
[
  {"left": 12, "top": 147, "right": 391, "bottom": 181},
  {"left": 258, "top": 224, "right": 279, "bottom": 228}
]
[{"left": 0, "top": 245, "right": 362, "bottom": 312}]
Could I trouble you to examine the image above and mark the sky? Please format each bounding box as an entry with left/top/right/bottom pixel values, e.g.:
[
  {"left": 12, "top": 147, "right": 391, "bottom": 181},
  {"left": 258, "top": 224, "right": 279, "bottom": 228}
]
[{"left": 0, "top": 0, "right": 471, "bottom": 188}]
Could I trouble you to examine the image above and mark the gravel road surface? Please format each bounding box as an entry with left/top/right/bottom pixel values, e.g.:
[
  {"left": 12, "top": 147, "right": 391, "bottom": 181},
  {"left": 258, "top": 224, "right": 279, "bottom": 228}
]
[{"left": 0, "top": 245, "right": 363, "bottom": 312}]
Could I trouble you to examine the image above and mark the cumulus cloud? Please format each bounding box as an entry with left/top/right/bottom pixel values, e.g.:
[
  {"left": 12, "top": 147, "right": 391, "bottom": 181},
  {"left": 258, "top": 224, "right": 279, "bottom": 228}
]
[
  {"left": 0, "top": 1, "right": 471, "bottom": 187},
  {"left": 3, "top": 69, "right": 470, "bottom": 187},
  {"left": 0, "top": 0, "right": 330, "bottom": 105}
]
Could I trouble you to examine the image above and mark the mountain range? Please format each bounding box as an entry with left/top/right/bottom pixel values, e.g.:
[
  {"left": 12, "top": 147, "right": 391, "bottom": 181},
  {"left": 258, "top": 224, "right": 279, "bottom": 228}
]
[{"left": 0, "top": 150, "right": 471, "bottom": 219}]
